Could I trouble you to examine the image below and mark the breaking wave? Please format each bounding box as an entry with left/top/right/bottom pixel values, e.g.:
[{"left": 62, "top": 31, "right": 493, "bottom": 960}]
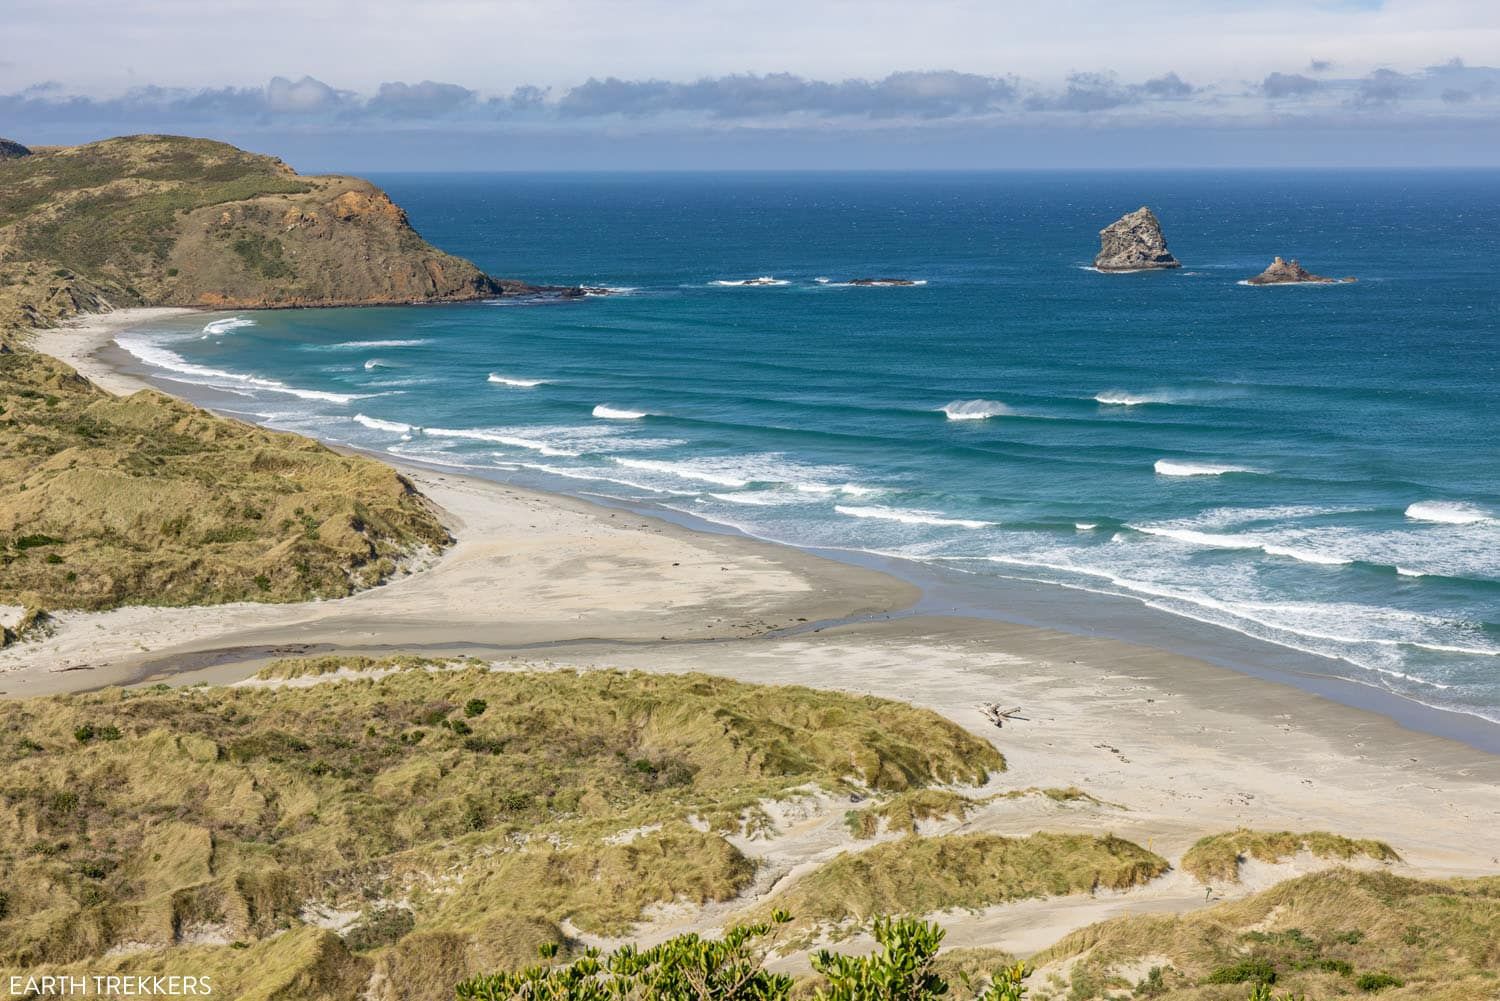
[
  {"left": 116, "top": 334, "right": 369, "bottom": 404},
  {"left": 835, "top": 505, "right": 993, "bottom": 529},
  {"left": 201, "top": 316, "right": 256, "bottom": 337},
  {"left": 1154, "top": 460, "right": 1258, "bottom": 477},
  {"left": 942, "top": 399, "right": 1010, "bottom": 421},
  {"left": 1405, "top": 500, "right": 1493, "bottom": 525},
  {"left": 488, "top": 374, "right": 547, "bottom": 387},
  {"left": 593, "top": 405, "right": 647, "bottom": 419}
]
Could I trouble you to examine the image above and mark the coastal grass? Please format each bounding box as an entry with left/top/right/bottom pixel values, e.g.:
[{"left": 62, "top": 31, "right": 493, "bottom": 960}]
[
  {"left": 1181, "top": 829, "right": 1400, "bottom": 885},
  {"left": 763, "top": 832, "right": 1168, "bottom": 932},
  {"left": 0, "top": 660, "right": 1003, "bottom": 984},
  {"left": 1031, "top": 869, "right": 1500, "bottom": 1000},
  {"left": 0, "top": 349, "right": 450, "bottom": 610}
]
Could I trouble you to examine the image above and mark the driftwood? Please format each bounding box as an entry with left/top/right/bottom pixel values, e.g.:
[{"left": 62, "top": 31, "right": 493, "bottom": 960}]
[{"left": 978, "top": 703, "right": 1027, "bottom": 728}]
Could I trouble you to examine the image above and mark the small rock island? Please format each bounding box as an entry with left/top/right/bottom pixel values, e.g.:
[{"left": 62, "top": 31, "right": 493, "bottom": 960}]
[
  {"left": 1094, "top": 206, "right": 1181, "bottom": 271},
  {"left": 1245, "top": 256, "right": 1356, "bottom": 285}
]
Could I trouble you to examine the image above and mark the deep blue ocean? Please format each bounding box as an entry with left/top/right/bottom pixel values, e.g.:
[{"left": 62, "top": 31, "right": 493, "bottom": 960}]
[{"left": 116, "top": 172, "right": 1500, "bottom": 721}]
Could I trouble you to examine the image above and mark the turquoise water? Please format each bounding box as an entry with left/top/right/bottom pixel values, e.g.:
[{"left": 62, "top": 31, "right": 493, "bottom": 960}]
[{"left": 116, "top": 172, "right": 1500, "bottom": 720}]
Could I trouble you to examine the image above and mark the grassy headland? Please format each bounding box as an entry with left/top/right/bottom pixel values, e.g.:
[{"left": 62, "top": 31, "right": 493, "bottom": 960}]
[{"left": 0, "top": 134, "right": 540, "bottom": 329}]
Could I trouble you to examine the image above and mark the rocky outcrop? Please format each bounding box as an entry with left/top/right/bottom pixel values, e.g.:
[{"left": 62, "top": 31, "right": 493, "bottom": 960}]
[
  {"left": 1245, "top": 257, "right": 1355, "bottom": 285},
  {"left": 0, "top": 138, "right": 31, "bottom": 160},
  {"left": 0, "top": 135, "right": 569, "bottom": 328},
  {"left": 1094, "top": 207, "right": 1181, "bottom": 272}
]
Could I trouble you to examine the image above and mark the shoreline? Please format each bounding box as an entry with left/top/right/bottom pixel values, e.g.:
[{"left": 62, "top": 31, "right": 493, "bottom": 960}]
[
  {"left": 58, "top": 307, "right": 1500, "bottom": 756},
  {"left": 6, "top": 307, "right": 1500, "bottom": 923}
]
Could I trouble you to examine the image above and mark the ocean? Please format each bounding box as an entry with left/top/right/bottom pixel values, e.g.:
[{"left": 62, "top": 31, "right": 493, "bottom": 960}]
[{"left": 112, "top": 170, "right": 1500, "bottom": 724}]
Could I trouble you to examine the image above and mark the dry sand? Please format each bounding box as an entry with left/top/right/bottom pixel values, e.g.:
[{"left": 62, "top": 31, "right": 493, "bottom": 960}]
[{"left": 6, "top": 307, "right": 1500, "bottom": 959}]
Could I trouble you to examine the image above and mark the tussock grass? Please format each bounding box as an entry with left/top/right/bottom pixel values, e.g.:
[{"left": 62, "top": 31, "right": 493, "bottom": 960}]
[
  {"left": 0, "top": 350, "right": 450, "bottom": 610},
  {"left": 765, "top": 832, "right": 1168, "bottom": 930},
  {"left": 0, "top": 661, "right": 1003, "bottom": 977},
  {"left": 1033, "top": 868, "right": 1500, "bottom": 1000},
  {"left": 844, "top": 789, "right": 981, "bottom": 839},
  {"left": 1181, "top": 828, "right": 1400, "bottom": 885}
]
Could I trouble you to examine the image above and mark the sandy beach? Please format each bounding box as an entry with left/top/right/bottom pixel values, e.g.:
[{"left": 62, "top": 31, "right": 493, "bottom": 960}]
[{"left": 6, "top": 307, "right": 1500, "bottom": 959}]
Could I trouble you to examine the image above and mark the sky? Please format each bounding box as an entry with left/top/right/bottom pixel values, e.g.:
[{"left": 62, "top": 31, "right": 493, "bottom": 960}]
[{"left": 4, "top": 0, "right": 1500, "bottom": 170}]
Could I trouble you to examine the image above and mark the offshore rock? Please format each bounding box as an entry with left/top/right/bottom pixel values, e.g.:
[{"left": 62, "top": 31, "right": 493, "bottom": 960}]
[
  {"left": 1094, "top": 207, "right": 1181, "bottom": 272},
  {"left": 1245, "top": 256, "right": 1356, "bottom": 285}
]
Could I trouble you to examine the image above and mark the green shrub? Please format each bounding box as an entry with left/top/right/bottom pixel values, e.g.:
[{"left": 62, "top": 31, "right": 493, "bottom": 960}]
[
  {"left": 1356, "top": 972, "right": 1403, "bottom": 992},
  {"left": 464, "top": 698, "right": 488, "bottom": 718},
  {"left": 1206, "top": 958, "right": 1277, "bottom": 985}
]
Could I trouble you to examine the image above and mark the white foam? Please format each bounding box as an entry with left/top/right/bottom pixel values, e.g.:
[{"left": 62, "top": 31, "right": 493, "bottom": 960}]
[
  {"left": 835, "top": 505, "right": 993, "bottom": 530},
  {"left": 593, "top": 405, "right": 647, "bottom": 420},
  {"left": 1154, "top": 459, "right": 1257, "bottom": 477},
  {"left": 1075, "top": 522, "right": 1098, "bottom": 531},
  {"left": 942, "top": 399, "right": 1010, "bottom": 421},
  {"left": 488, "top": 374, "right": 547, "bottom": 388},
  {"left": 312, "top": 339, "right": 429, "bottom": 350},
  {"left": 364, "top": 358, "right": 398, "bottom": 371},
  {"left": 1396, "top": 567, "right": 1427, "bottom": 578},
  {"left": 353, "top": 414, "right": 412, "bottom": 434},
  {"left": 201, "top": 316, "right": 256, "bottom": 337},
  {"left": 1131, "top": 524, "right": 1351, "bottom": 566},
  {"left": 116, "top": 333, "right": 369, "bottom": 405},
  {"left": 424, "top": 426, "right": 579, "bottom": 457},
  {"left": 1095, "top": 391, "right": 1173, "bottom": 406},
  {"left": 1405, "top": 500, "right": 1493, "bottom": 525},
  {"left": 711, "top": 277, "right": 789, "bottom": 287}
]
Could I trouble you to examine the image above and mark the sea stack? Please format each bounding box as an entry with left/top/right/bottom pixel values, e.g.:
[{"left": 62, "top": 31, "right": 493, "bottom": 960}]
[
  {"left": 1245, "top": 256, "right": 1355, "bottom": 285},
  {"left": 1094, "top": 206, "right": 1181, "bottom": 271},
  {"left": 0, "top": 138, "right": 32, "bottom": 160}
]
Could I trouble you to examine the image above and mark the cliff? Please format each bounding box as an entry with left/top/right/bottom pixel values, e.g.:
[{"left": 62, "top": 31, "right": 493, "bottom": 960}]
[
  {"left": 1094, "top": 206, "right": 1181, "bottom": 272},
  {"left": 1246, "top": 256, "right": 1356, "bottom": 285},
  {"left": 0, "top": 134, "right": 541, "bottom": 329}
]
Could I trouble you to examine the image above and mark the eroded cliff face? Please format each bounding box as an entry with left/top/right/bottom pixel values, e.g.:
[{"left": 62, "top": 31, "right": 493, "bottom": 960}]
[
  {"left": 0, "top": 134, "right": 532, "bottom": 328},
  {"left": 1094, "top": 206, "right": 1181, "bottom": 272}
]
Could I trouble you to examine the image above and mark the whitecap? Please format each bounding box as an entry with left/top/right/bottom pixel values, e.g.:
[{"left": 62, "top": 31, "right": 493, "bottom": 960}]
[
  {"left": 942, "top": 399, "right": 1009, "bottom": 421},
  {"left": 353, "top": 414, "right": 413, "bottom": 434},
  {"left": 201, "top": 316, "right": 256, "bottom": 337},
  {"left": 309, "top": 338, "right": 429, "bottom": 350},
  {"left": 834, "top": 505, "right": 993, "bottom": 530},
  {"left": 1153, "top": 459, "right": 1257, "bottom": 477},
  {"left": 424, "top": 426, "right": 579, "bottom": 457},
  {"left": 593, "top": 405, "right": 647, "bottom": 420},
  {"left": 488, "top": 374, "right": 547, "bottom": 388},
  {"left": 1404, "top": 500, "right": 1493, "bottom": 525},
  {"left": 1130, "top": 524, "right": 1350, "bottom": 566},
  {"left": 115, "top": 334, "right": 369, "bottom": 405}
]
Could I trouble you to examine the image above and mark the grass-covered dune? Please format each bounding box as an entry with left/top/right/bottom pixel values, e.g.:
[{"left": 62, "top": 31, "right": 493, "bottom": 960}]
[
  {"left": 0, "top": 659, "right": 1009, "bottom": 997},
  {"left": 0, "top": 349, "right": 449, "bottom": 611},
  {"left": 1181, "top": 828, "right": 1400, "bottom": 885},
  {"left": 0, "top": 134, "right": 534, "bottom": 329},
  {"left": 1033, "top": 868, "right": 1500, "bottom": 1001}
]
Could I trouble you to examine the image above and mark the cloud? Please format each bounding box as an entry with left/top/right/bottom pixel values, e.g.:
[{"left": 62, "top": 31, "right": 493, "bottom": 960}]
[
  {"left": 1263, "top": 72, "right": 1323, "bottom": 98},
  {"left": 367, "top": 80, "right": 476, "bottom": 118},
  {"left": 1355, "top": 67, "right": 1415, "bottom": 105},
  {"left": 556, "top": 71, "right": 1018, "bottom": 119},
  {"left": 1141, "top": 72, "right": 1195, "bottom": 98},
  {"left": 1308, "top": 59, "right": 1335, "bottom": 73}
]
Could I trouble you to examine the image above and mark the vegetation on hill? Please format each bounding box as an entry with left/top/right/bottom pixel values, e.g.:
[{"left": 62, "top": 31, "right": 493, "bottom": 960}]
[
  {"left": 0, "top": 134, "right": 532, "bottom": 329},
  {"left": 0, "top": 660, "right": 1011, "bottom": 999},
  {"left": 1180, "top": 829, "right": 1400, "bottom": 885},
  {"left": 765, "top": 833, "right": 1168, "bottom": 934},
  {"left": 1032, "top": 868, "right": 1500, "bottom": 1000},
  {"left": 0, "top": 349, "right": 449, "bottom": 610}
]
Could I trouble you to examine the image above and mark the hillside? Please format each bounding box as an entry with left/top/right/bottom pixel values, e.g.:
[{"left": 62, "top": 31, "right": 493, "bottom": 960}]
[
  {"left": 0, "top": 134, "right": 539, "bottom": 329},
  {"left": 0, "top": 349, "right": 450, "bottom": 612}
]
